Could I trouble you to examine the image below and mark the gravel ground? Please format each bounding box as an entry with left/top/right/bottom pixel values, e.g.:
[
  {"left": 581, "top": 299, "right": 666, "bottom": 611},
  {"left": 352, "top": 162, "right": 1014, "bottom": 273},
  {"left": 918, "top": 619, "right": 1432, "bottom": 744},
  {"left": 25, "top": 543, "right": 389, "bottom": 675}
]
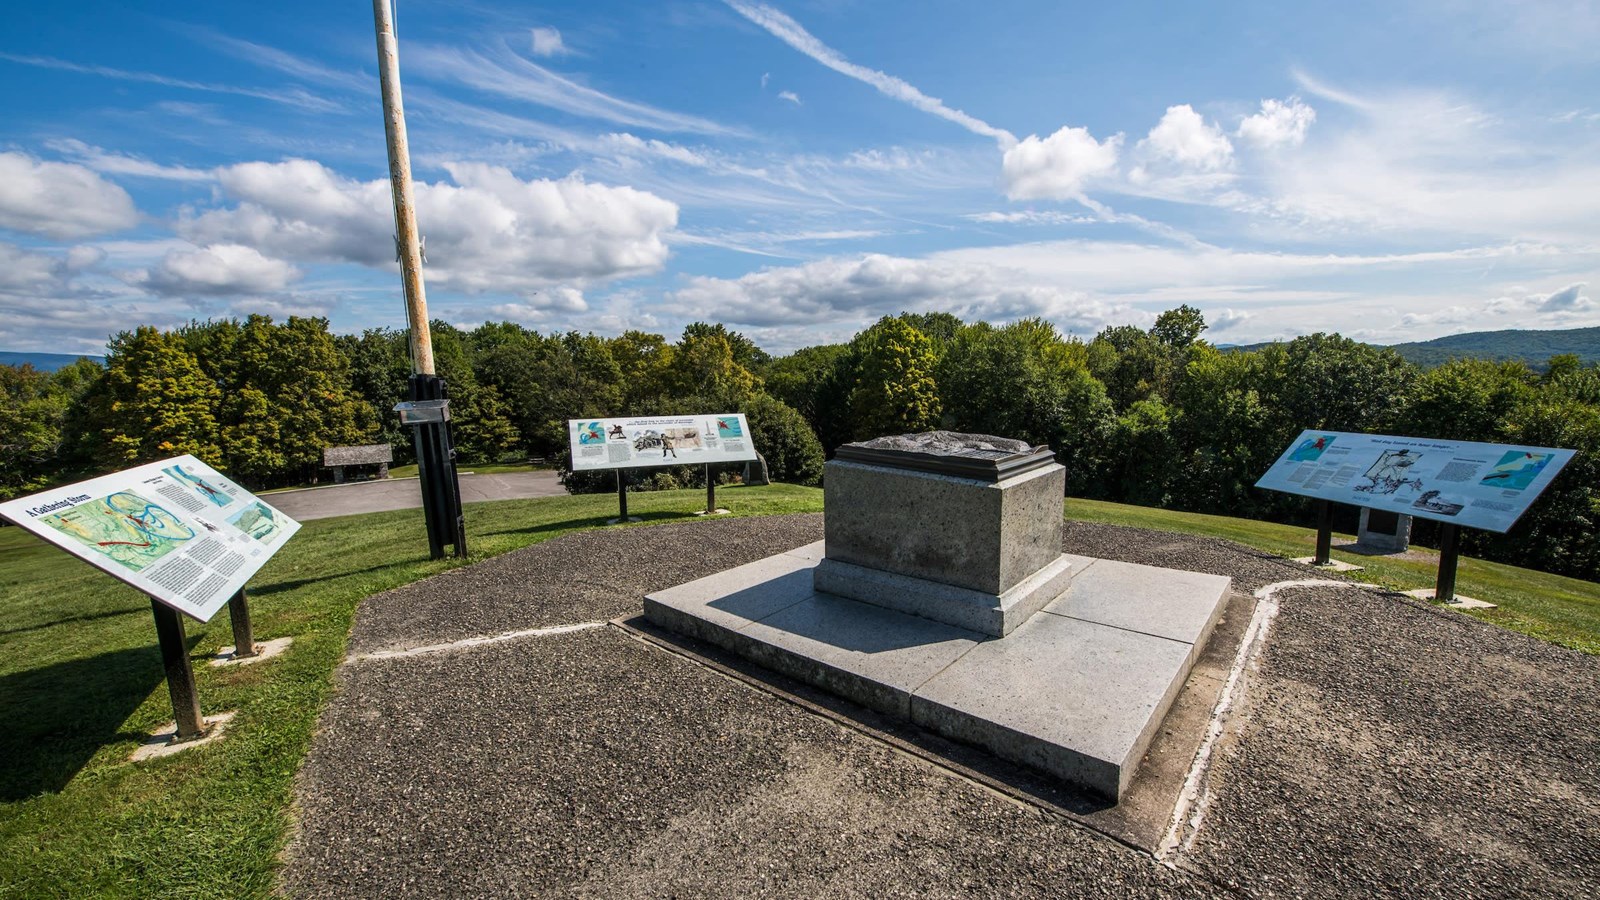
[{"left": 283, "top": 515, "right": 1600, "bottom": 898}]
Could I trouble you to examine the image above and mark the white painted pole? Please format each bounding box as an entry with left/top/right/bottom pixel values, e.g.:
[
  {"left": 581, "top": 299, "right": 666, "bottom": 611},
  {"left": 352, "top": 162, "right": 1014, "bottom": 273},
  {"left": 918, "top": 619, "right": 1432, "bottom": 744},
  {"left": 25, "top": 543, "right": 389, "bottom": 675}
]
[{"left": 372, "top": 0, "right": 434, "bottom": 376}]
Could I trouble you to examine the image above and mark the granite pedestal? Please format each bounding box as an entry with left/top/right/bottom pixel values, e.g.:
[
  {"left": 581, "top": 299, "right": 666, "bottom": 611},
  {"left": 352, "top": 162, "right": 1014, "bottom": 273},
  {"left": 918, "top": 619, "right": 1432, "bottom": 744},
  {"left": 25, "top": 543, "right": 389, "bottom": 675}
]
[
  {"left": 816, "top": 434, "right": 1071, "bottom": 637},
  {"left": 645, "top": 541, "right": 1231, "bottom": 800}
]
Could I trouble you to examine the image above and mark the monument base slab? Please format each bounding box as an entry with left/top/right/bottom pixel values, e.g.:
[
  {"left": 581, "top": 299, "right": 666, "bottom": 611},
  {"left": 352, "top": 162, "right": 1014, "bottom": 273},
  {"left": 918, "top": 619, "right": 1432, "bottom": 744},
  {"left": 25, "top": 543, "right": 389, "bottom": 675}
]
[
  {"left": 645, "top": 541, "right": 1230, "bottom": 800},
  {"left": 812, "top": 553, "right": 1074, "bottom": 637}
]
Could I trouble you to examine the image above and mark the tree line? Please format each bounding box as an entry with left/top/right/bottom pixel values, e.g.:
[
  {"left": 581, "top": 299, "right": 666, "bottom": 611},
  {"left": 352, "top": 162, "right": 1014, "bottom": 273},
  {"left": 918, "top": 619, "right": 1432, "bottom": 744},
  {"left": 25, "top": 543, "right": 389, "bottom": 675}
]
[{"left": 3, "top": 307, "right": 1595, "bottom": 579}]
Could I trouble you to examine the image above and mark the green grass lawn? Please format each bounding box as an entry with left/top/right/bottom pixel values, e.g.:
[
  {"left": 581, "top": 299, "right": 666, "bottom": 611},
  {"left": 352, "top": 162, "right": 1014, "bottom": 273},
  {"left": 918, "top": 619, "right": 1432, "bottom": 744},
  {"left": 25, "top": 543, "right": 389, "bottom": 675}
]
[
  {"left": 0, "top": 484, "right": 822, "bottom": 898},
  {"left": 2, "top": 487, "right": 1594, "bottom": 896},
  {"left": 1066, "top": 498, "right": 1600, "bottom": 655}
]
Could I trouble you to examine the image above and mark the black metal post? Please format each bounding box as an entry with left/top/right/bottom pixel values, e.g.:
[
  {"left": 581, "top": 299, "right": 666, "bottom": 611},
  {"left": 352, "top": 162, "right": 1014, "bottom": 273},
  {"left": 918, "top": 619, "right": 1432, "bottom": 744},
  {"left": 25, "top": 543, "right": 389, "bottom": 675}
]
[
  {"left": 227, "top": 588, "right": 256, "bottom": 659},
  {"left": 1436, "top": 524, "right": 1461, "bottom": 602},
  {"left": 617, "top": 468, "right": 629, "bottom": 521},
  {"left": 1314, "top": 500, "right": 1333, "bottom": 566},
  {"left": 151, "top": 599, "right": 205, "bottom": 741},
  {"left": 705, "top": 463, "right": 716, "bottom": 514},
  {"left": 409, "top": 374, "right": 466, "bottom": 559}
]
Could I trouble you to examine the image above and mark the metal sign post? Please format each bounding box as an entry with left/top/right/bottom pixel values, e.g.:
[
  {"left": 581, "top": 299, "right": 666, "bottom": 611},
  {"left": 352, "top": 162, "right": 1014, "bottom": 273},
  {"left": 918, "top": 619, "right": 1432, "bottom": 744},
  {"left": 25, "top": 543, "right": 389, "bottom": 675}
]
[
  {"left": 227, "top": 589, "right": 257, "bottom": 659},
  {"left": 617, "top": 468, "right": 629, "bottom": 521},
  {"left": 150, "top": 599, "right": 206, "bottom": 741},
  {"left": 705, "top": 464, "right": 716, "bottom": 514},
  {"left": 1435, "top": 524, "right": 1461, "bottom": 603},
  {"left": 1313, "top": 500, "right": 1333, "bottom": 566}
]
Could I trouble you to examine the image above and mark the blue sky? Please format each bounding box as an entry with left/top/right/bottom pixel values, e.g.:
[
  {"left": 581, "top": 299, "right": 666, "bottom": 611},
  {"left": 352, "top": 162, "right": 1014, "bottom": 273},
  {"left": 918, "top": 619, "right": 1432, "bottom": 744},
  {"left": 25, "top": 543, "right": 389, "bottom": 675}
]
[{"left": 2, "top": 0, "right": 1597, "bottom": 355}]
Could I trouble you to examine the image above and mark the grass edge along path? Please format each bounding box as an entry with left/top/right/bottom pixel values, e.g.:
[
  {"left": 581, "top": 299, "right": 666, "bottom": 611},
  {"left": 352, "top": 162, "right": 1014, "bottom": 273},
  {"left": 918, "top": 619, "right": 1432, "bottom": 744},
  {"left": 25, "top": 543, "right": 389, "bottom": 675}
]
[
  {"left": 1067, "top": 497, "right": 1600, "bottom": 656},
  {"left": 0, "top": 484, "right": 821, "bottom": 899}
]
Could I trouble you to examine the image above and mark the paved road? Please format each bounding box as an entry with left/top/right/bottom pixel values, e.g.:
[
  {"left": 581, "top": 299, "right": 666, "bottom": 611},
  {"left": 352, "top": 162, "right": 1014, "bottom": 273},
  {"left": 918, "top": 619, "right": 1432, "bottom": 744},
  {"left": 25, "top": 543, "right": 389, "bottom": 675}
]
[{"left": 266, "top": 471, "right": 565, "bottom": 521}]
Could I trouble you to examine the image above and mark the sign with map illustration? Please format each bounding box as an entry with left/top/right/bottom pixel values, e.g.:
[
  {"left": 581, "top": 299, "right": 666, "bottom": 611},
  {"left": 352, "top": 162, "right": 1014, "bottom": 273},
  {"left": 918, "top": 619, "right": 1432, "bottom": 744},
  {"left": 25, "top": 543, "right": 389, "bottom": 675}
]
[
  {"left": 0, "top": 456, "right": 300, "bottom": 621},
  {"left": 567, "top": 413, "right": 759, "bottom": 472},
  {"left": 1256, "top": 430, "right": 1576, "bottom": 533}
]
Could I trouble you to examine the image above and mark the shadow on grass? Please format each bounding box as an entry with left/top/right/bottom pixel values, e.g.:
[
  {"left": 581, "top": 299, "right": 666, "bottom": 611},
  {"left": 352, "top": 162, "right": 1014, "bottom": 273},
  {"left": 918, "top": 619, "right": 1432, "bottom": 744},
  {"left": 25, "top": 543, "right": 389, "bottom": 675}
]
[
  {"left": 0, "top": 606, "right": 146, "bottom": 639},
  {"left": 247, "top": 561, "right": 429, "bottom": 597},
  {"left": 0, "top": 635, "right": 198, "bottom": 802}
]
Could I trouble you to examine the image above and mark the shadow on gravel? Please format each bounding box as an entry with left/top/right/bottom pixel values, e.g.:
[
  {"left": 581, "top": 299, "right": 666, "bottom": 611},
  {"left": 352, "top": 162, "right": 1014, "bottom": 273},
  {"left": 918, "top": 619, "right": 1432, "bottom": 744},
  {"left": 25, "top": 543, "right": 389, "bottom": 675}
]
[
  {"left": 482, "top": 510, "right": 706, "bottom": 539},
  {"left": 249, "top": 562, "right": 423, "bottom": 597},
  {"left": 0, "top": 636, "right": 197, "bottom": 801}
]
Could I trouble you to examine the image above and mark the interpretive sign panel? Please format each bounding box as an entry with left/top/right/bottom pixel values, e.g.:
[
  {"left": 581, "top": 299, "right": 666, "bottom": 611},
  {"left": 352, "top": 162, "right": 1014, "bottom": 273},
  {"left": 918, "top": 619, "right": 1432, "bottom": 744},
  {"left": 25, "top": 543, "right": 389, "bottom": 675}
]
[
  {"left": 1256, "top": 430, "right": 1575, "bottom": 533},
  {"left": 0, "top": 456, "right": 300, "bottom": 621},
  {"left": 568, "top": 414, "right": 759, "bottom": 472}
]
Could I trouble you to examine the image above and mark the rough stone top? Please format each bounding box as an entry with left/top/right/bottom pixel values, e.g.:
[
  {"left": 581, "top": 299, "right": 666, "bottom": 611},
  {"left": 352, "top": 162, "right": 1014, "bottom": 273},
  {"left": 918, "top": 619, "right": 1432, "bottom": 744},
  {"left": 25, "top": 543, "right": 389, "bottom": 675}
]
[
  {"left": 852, "top": 431, "right": 1038, "bottom": 459},
  {"left": 835, "top": 431, "right": 1056, "bottom": 482},
  {"left": 323, "top": 443, "right": 394, "bottom": 466}
]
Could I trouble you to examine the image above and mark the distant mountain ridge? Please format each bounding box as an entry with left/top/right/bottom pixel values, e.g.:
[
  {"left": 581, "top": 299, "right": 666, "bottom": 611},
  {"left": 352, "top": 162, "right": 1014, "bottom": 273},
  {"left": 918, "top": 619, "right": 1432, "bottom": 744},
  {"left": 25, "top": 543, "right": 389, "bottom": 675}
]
[
  {"left": 1222, "top": 326, "right": 1600, "bottom": 369},
  {"left": 0, "top": 351, "right": 106, "bottom": 372}
]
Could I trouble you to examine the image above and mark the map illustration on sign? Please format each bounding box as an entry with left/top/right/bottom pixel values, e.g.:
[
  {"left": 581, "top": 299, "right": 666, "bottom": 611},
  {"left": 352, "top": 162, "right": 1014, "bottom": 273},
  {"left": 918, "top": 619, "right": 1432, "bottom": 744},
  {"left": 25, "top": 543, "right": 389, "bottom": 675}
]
[
  {"left": 163, "top": 463, "right": 232, "bottom": 507},
  {"left": 41, "top": 492, "right": 196, "bottom": 572},
  {"left": 1480, "top": 451, "right": 1552, "bottom": 491},
  {"left": 716, "top": 416, "right": 743, "bottom": 439},
  {"left": 1355, "top": 449, "right": 1424, "bottom": 495},
  {"left": 576, "top": 422, "right": 606, "bottom": 444},
  {"left": 1290, "top": 435, "right": 1335, "bottom": 462},
  {"left": 0, "top": 455, "right": 301, "bottom": 621},
  {"left": 228, "top": 501, "right": 286, "bottom": 543}
]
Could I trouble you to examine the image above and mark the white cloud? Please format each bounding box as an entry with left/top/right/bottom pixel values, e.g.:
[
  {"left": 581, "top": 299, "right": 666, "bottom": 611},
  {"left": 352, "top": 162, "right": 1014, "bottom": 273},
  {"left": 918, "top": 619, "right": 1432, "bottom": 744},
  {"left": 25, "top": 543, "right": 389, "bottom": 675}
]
[
  {"left": 1209, "top": 308, "right": 1250, "bottom": 332},
  {"left": 406, "top": 43, "right": 737, "bottom": 136},
  {"left": 778, "top": 90, "right": 802, "bottom": 105},
  {"left": 1238, "top": 97, "right": 1316, "bottom": 148},
  {"left": 1139, "top": 105, "right": 1234, "bottom": 171},
  {"left": 760, "top": 72, "right": 770, "bottom": 89},
  {"left": 0, "top": 51, "right": 341, "bottom": 113},
  {"left": 134, "top": 243, "right": 301, "bottom": 296},
  {"left": 1537, "top": 281, "right": 1588, "bottom": 311},
  {"left": 530, "top": 27, "right": 570, "bottom": 57},
  {"left": 178, "top": 158, "right": 678, "bottom": 292},
  {"left": 46, "top": 139, "right": 213, "bottom": 182},
  {"left": 1248, "top": 78, "right": 1600, "bottom": 241},
  {"left": 0, "top": 242, "right": 63, "bottom": 290},
  {"left": 668, "top": 252, "right": 1137, "bottom": 334},
  {"left": 965, "top": 210, "right": 1094, "bottom": 225},
  {"left": 0, "top": 152, "right": 139, "bottom": 239},
  {"left": 1001, "top": 127, "right": 1122, "bottom": 200},
  {"left": 724, "top": 0, "right": 1018, "bottom": 149}
]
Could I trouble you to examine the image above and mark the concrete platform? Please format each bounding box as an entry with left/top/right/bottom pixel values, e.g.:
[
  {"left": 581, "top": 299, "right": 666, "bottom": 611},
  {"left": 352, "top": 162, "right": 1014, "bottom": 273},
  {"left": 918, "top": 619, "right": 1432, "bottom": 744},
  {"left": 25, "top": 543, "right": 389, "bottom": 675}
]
[{"left": 645, "top": 541, "right": 1231, "bottom": 800}]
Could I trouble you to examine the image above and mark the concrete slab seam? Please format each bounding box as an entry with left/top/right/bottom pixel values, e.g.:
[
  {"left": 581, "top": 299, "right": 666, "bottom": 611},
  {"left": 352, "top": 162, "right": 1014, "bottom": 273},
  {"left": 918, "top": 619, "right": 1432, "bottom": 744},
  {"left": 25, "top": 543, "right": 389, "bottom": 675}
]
[
  {"left": 347, "top": 621, "right": 606, "bottom": 664},
  {"left": 1157, "top": 579, "right": 1386, "bottom": 866},
  {"left": 1035, "top": 609, "right": 1204, "bottom": 649}
]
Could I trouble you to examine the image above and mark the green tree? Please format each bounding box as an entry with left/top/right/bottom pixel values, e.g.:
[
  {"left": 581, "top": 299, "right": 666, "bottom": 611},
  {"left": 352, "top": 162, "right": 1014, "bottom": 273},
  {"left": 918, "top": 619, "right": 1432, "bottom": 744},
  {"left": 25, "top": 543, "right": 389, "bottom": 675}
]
[
  {"left": 739, "top": 392, "right": 824, "bottom": 485},
  {"left": 0, "top": 363, "right": 101, "bottom": 499},
  {"left": 1401, "top": 358, "right": 1535, "bottom": 441},
  {"left": 93, "top": 326, "right": 222, "bottom": 466},
  {"left": 670, "top": 327, "right": 760, "bottom": 408},
  {"left": 762, "top": 343, "right": 847, "bottom": 431},
  {"left": 938, "top": 318, "right": 1111, "bottom": 495},
  {"left": 846, "top": 316, "right": 942, "bottom": 440}
]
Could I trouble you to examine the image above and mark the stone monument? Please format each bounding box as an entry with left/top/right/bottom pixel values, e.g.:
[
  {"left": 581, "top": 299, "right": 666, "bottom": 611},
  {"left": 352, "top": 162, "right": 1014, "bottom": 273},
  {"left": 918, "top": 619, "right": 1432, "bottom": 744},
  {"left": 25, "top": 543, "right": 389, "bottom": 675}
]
[
  {"left": 644, "top": 431, "right": 1232, "bottom": 800},
  {"left": 814, "top": 432, "right": 1073, "bottom": 636},
  {"left": 1356, "top": 508, "right": 1412, "bottom": 554}
]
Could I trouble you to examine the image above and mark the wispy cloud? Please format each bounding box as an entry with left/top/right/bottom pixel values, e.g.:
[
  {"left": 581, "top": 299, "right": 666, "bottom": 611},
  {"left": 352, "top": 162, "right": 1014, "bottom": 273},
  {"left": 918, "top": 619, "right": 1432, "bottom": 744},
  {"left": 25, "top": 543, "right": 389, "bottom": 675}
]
[
  {"left": 46, "top": 139, "right": 213, "bottom": 182},
  {"left": 406, "top": 42, "right": 741, "bottom": 136},
  {"left": 777, "top": 90, "right": 801, "bottom": 105},
  {"left": 0, "top": 51, "right": 344, "bottom": 112},
  {"left": 724, "top": 1, "right": 1017, "bottom": 149}
]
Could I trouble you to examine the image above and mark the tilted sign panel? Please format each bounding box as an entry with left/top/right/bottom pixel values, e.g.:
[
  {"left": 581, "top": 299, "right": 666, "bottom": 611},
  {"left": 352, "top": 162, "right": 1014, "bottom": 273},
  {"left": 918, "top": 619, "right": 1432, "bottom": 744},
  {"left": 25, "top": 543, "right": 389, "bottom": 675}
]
[
  {"left": 0, "top": 455, "right": 301, "bottom": 621},
  {"left": 568, "top": 414, "right": 759, "bottom": 472},
  {"left": 1255, "top": 430, "right": 1575, "bottom": 533}
]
